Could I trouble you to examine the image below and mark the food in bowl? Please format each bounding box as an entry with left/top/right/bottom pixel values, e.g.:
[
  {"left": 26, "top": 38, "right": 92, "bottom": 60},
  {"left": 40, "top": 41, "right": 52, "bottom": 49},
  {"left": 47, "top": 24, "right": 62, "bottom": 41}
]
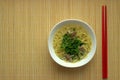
[
  {"left": 53, "top": 24, "right": 92, "bottom": 63},
  {"left": 48, "top": 19, "right": 96, "bottom": 68}
]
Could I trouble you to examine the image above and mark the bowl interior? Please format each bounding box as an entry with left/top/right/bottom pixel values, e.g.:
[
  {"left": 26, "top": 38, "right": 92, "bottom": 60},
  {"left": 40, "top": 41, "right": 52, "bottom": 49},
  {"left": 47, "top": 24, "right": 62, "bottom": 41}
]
[{"left": 48, "top": 19, "right": 96, "bottom": 68}]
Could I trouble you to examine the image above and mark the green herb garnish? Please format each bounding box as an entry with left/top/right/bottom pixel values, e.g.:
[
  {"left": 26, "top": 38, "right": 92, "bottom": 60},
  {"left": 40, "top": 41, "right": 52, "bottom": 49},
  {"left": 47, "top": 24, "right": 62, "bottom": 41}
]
[{"left": 61, "top": 31, "right": 84, "bottom": 56}]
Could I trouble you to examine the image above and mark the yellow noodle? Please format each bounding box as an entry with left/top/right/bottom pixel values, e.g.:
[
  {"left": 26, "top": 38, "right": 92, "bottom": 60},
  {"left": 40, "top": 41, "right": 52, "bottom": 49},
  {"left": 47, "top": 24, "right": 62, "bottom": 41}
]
[{"left": 53, "top": 24, "right": 92, "bottom": 62}]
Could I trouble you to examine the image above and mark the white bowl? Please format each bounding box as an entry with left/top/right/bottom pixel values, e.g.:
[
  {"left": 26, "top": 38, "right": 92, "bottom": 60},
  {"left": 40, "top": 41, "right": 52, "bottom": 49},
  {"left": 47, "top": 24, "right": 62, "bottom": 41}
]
[{"left": 48, "top": 19, "right": 96, "bottom": 68}]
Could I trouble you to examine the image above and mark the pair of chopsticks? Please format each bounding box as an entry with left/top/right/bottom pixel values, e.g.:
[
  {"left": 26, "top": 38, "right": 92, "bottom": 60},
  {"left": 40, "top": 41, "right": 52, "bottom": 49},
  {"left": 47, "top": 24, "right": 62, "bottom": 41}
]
[{"left": 102, "top": 5, "right": 108, "bottom": 79}]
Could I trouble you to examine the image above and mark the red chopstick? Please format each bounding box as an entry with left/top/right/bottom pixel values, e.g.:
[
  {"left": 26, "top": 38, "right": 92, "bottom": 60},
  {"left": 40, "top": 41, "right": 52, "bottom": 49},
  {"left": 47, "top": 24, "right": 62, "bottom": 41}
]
[{"left": 102, "top": 5, "right": 108, "bottom": 79}]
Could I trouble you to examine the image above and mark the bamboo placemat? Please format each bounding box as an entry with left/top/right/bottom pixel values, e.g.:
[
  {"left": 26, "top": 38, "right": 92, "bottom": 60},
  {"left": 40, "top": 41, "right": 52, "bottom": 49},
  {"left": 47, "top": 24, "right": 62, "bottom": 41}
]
[{"left": 0, "top": 0, "right": 120, "bottom": 80}]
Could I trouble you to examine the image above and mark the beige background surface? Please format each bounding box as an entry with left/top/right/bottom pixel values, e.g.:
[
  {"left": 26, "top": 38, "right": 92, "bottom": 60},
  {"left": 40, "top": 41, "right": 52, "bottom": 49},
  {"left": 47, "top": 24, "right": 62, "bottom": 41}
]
[{"left": 0, "top": 0, "right": 120, "bottom": 80}]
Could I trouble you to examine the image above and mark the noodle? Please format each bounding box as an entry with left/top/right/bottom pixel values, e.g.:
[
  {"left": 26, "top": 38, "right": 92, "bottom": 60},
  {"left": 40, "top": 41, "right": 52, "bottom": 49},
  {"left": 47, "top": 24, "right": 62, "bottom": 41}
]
[{"left": 53, "top": 24, "right": 92, "bottom": 63}]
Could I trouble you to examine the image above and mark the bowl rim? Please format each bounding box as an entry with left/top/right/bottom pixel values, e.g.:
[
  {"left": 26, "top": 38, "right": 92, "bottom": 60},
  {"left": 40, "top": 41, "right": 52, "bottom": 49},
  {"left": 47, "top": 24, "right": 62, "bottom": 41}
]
[{"left": 48, "top": 19, "right": 97, "bottom": 68}]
